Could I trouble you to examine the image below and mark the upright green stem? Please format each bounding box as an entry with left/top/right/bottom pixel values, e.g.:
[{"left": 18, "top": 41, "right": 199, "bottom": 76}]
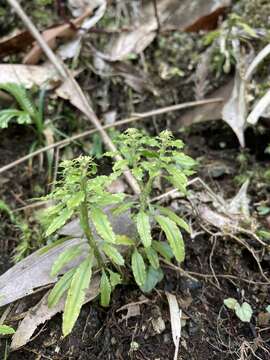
[
  {"left": 139, "top": 176, "right": 154, "bottom": 212},
  {"left": 80, "top": 178, "right": 105, "bottom": 269}
]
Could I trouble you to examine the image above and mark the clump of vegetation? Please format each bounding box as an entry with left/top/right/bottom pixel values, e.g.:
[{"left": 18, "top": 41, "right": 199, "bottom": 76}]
[
  {"left": 39, "top": 129, "right": 195, "bottom": 336},
  {"left": 0, "top": 83, "right": 46, "bottom": 145}
]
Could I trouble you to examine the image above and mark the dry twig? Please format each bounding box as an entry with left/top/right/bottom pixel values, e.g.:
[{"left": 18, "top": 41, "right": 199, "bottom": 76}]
[
  {"left": 6, "top": 0, "right": 140, "bottom": 194},
  {"left": 0, "top": 98, "right": 222, "bottom": 175}
]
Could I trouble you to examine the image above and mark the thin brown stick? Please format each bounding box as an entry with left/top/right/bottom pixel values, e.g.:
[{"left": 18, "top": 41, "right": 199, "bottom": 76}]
[
  {"left": 7, "top": 0, "right": 140, "bottom": 194},
  {"left": 0, "top": 98, "right": 222, "bottom": 175}
]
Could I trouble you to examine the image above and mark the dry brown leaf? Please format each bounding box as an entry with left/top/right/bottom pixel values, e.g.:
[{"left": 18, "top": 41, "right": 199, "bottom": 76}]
[
  {"left": 198, "top": 205, "right": 239, "bottom": 230},
  {"left": 175, "top": 79, "right": 233, "bottom": 129},
  {"left": 68, "top": 0, "right": 105, "bottom": 17},
  {"left": 23, "top": 8, "right": 92, "bottom": 65},
  {"left": 0, "top": 209, "right": 135, "bottom": 307},
  {"left": 0, "top": 64, "right": 60, "bottom": 89},
  {"left": 106, "top": 0, "right": 231, "bottom": 61},
  {"left": 222, "top": 72, "right": 246, "bottom": 147},
  {"left": 0, "top": 30, "right": 33, "bottom": 58},
  {"left": 11, "top": 275, "right": 100, "bottom": 350},
  {"left": 166, "top": 292, "right": 181, "bottom": 360}
]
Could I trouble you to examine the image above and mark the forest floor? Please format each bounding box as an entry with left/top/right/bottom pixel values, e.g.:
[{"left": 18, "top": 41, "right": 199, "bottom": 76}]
[{"left": 1, "top": 0, "right": 270, "bottom": 359}]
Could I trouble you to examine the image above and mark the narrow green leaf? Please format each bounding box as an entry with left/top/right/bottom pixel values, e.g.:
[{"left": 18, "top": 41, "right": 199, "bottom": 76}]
[
  {"left": 67, "top": 191, "right": 85, "bottom": 209},
  {"left": 132, "top": 249, "right": 146, "bottom": 287},
  {"left": 0, "top": 325, "right": 15, "bottom": 335},
  {"left": 145, "top": 247, "right": 159, "bottom": 269},
  {"left": 115, "top": 235, "right": 135, "bottom": 246},
  {"left": 108, "top": 269, "right": 122, "bottom": 288},
  {"left": 167, "top": 167, "right": 188, "bottom": 194},
  {"left": 62, "top": 256, "right": 93, "bottom": 336},
  {"left": 91, "top": 208, "right": 116, "bottom": 243},
  {"left": 0, "top": 199, "right": 15, "bottom": 222},
  {"left": 48, "top": 268, "right": 76, "bottom": 308},
  {"left": 155, "top": 215, "right": 185, "bottom": 262},
  {"left": 156, "top": 206, "right": 190, "bottom": 233},
  {"left": 136, "top": 211, "right": 152, "bottom": 248},
  {"left": 111, "top": 201, "right": 134, "bottom": 216},
  {"left": 45, "top": 208, "right": 74, "bottom": 236},
  {"left": 152, "top": 240, "right": 173, "bottom": 261},
  {"left": 102, "top": 243, "right": 125, "bottom": 266},
  {"left": 50, "top": 246, "right": 82, "bottom": 277},
  {"left": 100, "top": 270, "right": 111, "bottom": 307},
  {"left": 173, "top": 153, "right": 196, "bottom": 168}
]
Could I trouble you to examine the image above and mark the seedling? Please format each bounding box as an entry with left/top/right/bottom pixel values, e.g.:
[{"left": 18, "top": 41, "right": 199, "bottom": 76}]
[
  {"left": 224, "top": 297, "right": 253, "bottom": 322},
  {"left": 40, "top": 129, "right": 195, "bottom": 336},
  {"left": 0, "top": 83, "right": 56, "bottom": 179},
  {"left": 0, "top": 83, "right": 45, "bottom": 145}
]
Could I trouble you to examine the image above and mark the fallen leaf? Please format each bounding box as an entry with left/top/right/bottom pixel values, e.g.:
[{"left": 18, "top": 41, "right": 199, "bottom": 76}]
[
  {"left": 23, "top": 8, "right": 93, "bottom": 65},
  {"left": 11, "top": 275, "right": 100, "bottom": 350},
  {"left": 175, "top": 79, "right": 234, "bottom": 128},
  {"left": 222, "top": 71, "right": 246, "bottom": 147},
  {"left": 68, "top": 0, "right": 104, "bottom": 17},
  {"left": 105, "top": 0, "right": 231, "bottom": 61},
  {"left": 166, "top": 292, "right": 181, "bottom": 360},
  {"left": 198, "top": 205, "right": 238, "bottom": 230},
  {"left": 0, "top": 64, "right": 60, "bottom": 89},
  {"left": 151, "top": 316, "right": 166, "bottom": 334},
  {"left": 0, "top": 208, "right": 135, "bottom": 307},
  {"left": 247, "top": 89, "right": 270, "bottom": 126},
  {"left": 58, "top": 0, "right": 107, "bottom": 60},
  {"left": 0, "top": 30, "right": 33, "bottom": 58},
  {"left": 226, "top": 179, "right": 250, "bottom": 218},
  {"left": 120, "top": 304, "right": 140, "bottom": 322}
]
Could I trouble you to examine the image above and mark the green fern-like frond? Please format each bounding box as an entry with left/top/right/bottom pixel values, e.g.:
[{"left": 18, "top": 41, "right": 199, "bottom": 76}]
[
  {"left": 0, "top": 83, "right": 37, "bottom": 117},
  {"left": 0, "top": 109, "right": 32, "bottom": 128}
]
